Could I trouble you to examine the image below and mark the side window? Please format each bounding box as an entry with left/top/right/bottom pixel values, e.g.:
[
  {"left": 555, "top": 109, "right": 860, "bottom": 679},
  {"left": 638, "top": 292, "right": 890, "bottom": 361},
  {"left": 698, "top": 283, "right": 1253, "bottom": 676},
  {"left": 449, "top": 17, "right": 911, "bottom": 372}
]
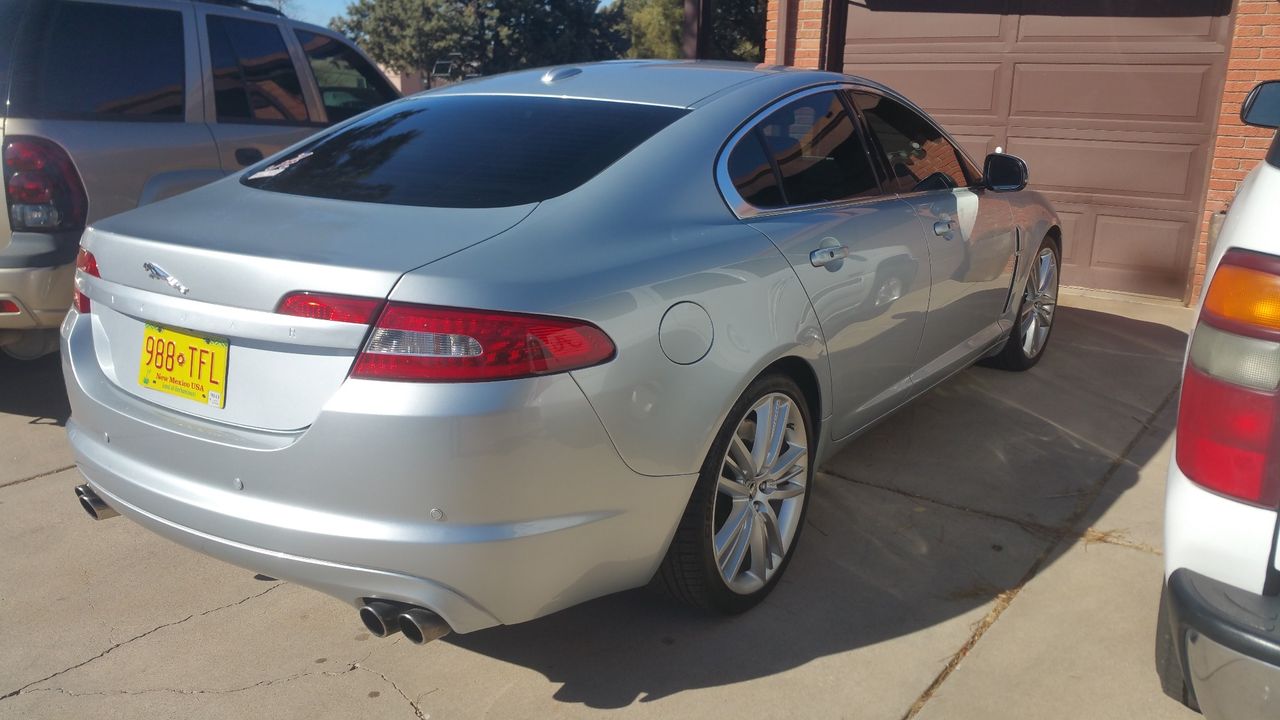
[
  {"left": 850, "top": 92, "right": 970, "bottom": 193},
  {"left": 8, "top": 1, "right": 184, "bottom": 121},
  {"left": 295, "top": 31, "right": 399, "bottom": 124},
  {"left": 206, "top": 15, "right": 310, "bottom": 124},
  {"left": 727, "top": 133, "right": 784, "bottom": 208},
  {"left": 752, "top": 91, "right": 880, "bottom": 207}
]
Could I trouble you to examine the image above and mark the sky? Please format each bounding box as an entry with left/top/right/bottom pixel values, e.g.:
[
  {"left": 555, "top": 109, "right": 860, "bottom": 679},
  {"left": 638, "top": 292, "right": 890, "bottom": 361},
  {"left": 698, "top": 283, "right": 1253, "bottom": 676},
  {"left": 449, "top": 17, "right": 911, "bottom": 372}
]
[{"left": 290, "top": 0, "right": 350, "bottom": 27}]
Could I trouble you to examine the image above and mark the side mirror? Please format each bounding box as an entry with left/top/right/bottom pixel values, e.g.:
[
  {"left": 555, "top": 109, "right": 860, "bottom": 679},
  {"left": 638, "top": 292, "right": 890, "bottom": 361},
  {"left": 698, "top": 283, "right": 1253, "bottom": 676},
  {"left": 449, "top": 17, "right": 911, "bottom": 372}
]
[
  {"left": 983, "top": 152, "right": 1029, "bottom": 192},
  {"left": 1242, "top": 80, "right": 1280, "bottom": 129}
]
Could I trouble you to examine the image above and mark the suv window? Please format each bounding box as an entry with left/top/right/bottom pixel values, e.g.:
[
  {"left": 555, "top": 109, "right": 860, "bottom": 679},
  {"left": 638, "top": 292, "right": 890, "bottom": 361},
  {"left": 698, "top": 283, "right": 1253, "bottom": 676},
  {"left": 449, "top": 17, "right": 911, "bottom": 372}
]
[
  {"left": 851, "top": 92, "right": 971, "bottom": 193},
  {"left": 751, "top": 91, "right": 880, "bottom": 207},
  {"left": 295, "top": 31, "right": 398, "bottom": 124},
  {"left": 207, "top": 15, "right": 310, "bottom": 124},
  {"left": 243, "top": 95, "right": 686, "bottom": 208},
  {"left": 8, "top": 1, "right": 184, "bottom": 121}
]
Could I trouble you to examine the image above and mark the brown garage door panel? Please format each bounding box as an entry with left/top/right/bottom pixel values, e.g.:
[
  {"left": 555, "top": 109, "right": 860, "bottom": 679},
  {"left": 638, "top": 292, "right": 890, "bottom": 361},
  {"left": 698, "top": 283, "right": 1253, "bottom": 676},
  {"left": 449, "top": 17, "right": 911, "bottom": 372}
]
[
  {"left": 1011, "top": 64, "right": 1214, "bottom": 124},
  {"left": 1009, "top": 136, "right": 1202, "bottom": 203},
  {"left": 1091, "top": 215, "right": 1191, "bottom": 273},
  {"left": 847, "top": 63, "right": 1005, "bottom": 115},
  {"left": 1052, "top": 207, "right": 1084, "bottom": 265},
  {"left": 846, "top": 4, "right": 1009, "bottom": 45}
]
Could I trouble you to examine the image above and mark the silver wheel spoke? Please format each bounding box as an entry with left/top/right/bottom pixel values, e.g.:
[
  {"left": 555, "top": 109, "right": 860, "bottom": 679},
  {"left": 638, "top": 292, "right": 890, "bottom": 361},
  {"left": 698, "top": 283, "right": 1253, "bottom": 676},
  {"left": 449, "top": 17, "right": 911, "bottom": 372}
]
[
  {"left": 764, "top": 443, "right": 806, "bottom": 482},
  {"left": 1019, "top": 246, "right": 1058, "bottom": 358},
  {"left": 748, "top": 507, "right": 769, "bottom": 575},
  {"left": 718, "top": 475, "right": 749, "bottom": 498},
  {"left": 758, "top": 501, "right": 785, "bottom": 563},
  {"left": 727, "top": 435, "right": 753, "bottom": 480},
  {"left": 716, "top": 503, "right": 752, "bottom": 576},
  {"left": 769, "top": 477, "right": 806, "bottom": 500}
]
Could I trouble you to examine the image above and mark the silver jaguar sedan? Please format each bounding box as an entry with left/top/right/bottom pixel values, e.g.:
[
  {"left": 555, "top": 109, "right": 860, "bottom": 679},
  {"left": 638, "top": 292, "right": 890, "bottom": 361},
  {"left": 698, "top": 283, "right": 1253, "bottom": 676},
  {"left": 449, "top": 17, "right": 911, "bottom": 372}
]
[{"left": 62, "top": 61, "right": 1060, "bottom": 642}]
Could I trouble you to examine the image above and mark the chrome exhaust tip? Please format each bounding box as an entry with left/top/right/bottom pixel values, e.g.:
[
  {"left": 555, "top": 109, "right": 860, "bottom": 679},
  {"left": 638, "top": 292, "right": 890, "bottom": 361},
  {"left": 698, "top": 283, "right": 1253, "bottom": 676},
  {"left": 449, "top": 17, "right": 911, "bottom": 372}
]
[
  {"left": 358, "top": 600, "right": 405, "bottom": 638},
  {"left": 398, "top": 608, "right": 451, "bottom": 645},
  {"left": 75, "top": 484, "right": 119, "bottom": 520}
]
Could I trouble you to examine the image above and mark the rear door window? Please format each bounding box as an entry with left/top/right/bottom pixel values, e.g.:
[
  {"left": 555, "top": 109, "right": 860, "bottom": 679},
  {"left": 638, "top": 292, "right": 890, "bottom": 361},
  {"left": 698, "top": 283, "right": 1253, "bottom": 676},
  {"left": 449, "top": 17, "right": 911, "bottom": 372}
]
[
  {"left": 207, "top": 15, "right": 310, "bottom": 124},
  {"left": 850, "top": 92, "right": 973, "bottom": 193},
  {"left": 242, "top": 95, "right": 686, "bottom": 208},
  {"left": 751, "top": 91, "right": 881, "bottom": 207},
  {"left": 7, "top": 1, "right": 185, "bottom": 121},
  {"left": 727, "top": 133, "right": 785, "bottom": 208},
  {"left": 295, "top": 31, "right": 399, "bottom": 124}
]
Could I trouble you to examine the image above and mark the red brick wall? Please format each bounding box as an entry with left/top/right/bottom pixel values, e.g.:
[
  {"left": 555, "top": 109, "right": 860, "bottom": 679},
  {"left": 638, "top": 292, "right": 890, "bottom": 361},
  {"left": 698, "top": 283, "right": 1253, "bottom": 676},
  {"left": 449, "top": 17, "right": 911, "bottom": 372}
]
[
  {"left": 764, "top": 0, "right": 828, "bottom": 68},
  {"left": 1191, "top": 1, "right": 1280, "bottom": 301}
]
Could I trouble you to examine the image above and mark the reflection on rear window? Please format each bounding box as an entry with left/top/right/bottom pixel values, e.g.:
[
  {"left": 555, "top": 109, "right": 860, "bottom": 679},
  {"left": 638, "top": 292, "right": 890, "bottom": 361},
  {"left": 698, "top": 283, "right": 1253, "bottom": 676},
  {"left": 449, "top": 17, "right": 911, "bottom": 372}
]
[{"left": 242, "top": 95, "right": 687, "bottom": 208}]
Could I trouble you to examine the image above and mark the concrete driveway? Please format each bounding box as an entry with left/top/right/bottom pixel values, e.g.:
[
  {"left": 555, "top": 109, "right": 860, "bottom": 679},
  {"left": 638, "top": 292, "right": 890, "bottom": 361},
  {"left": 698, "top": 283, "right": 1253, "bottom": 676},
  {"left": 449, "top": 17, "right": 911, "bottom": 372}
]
[{"left": 0, "top": 293, "right": 1200, "bottom": 719}]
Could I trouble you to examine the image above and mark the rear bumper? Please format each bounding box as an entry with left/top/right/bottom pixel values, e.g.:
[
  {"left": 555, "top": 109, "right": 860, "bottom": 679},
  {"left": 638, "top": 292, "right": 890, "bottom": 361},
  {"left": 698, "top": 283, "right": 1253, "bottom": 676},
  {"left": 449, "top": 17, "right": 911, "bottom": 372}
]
[
  {"left": 62, "top": 310, "right": 697, "bottom": 633},
  {"left": 0, "top": 263, "right": 73, "bottom": 331},
  {"left": 1165, "top": 569, "right": 1280, "bottom": 719}
]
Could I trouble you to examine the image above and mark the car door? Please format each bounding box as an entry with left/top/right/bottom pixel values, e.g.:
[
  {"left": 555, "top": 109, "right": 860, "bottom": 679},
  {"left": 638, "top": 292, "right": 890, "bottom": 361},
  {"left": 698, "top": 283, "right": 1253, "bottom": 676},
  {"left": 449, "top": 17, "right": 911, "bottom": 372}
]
[
  {"left": 196, "top": 6, "right": 322, "bottom": 173},
  {"left": 723, "top": 88, "right": 930, "bottom": 440},
  {"left": 850, "top": 90, "right": 1017, "bottom": 377},
  {"left": 291, "top": 29, "right": 401, "bottom": 125}
]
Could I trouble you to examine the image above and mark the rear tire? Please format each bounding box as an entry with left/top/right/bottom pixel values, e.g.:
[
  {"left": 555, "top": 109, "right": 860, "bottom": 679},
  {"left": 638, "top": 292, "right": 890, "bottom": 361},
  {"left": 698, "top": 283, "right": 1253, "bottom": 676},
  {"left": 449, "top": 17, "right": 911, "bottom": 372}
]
[
  {"left": 983, "top": 236, "right": 1059, "bottom": 371},
  {"left": 655, "top": 374, "right": 814, "bottom": 614}
]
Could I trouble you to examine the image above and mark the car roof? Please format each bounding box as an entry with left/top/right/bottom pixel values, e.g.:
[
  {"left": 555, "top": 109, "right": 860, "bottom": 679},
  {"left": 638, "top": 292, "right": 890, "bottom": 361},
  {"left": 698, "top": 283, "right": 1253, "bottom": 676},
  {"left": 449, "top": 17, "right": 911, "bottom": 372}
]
[{"left": 426, "top": 60, "right": 848, "bottom": 109}]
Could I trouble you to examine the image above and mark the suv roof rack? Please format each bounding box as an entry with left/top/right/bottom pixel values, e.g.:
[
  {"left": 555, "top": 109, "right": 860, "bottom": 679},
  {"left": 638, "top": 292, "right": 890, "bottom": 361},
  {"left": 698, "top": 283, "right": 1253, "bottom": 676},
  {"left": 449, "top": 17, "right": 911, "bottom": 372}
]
[{"left": 197, "top": 0, "right": 285, "bottom": 17}]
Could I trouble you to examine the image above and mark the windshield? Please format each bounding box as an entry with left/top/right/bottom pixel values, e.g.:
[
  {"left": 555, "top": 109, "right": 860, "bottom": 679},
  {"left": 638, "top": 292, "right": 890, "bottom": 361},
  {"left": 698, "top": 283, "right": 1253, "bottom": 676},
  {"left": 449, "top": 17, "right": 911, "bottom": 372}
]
[{"left": 242, "top": 94, "right": 688, "bottom": 208}]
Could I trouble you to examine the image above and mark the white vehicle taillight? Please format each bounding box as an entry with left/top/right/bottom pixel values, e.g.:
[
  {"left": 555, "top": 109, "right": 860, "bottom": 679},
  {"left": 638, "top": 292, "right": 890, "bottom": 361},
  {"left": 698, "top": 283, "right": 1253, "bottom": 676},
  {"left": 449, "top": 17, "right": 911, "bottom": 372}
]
[
  {"left": 352, "top": 303, "right": 615, "bottom": 382},
  {"left": 1177, "top": 249, "right": 1280, "bottom": 508}
]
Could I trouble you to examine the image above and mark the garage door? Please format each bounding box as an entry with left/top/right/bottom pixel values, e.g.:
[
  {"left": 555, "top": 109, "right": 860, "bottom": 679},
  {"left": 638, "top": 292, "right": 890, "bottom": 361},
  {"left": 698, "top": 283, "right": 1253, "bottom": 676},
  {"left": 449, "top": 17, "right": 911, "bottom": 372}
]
[{"left": 840, "top": 0, "right": 1233, "bottom": 298}]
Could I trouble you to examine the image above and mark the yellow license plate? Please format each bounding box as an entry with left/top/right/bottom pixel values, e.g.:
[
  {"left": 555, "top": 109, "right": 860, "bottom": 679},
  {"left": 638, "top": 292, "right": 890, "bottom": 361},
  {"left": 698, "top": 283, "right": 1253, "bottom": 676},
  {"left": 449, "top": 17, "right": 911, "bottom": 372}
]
[{"left": 137, "top": 324, "right": 228, "bottom": 408}]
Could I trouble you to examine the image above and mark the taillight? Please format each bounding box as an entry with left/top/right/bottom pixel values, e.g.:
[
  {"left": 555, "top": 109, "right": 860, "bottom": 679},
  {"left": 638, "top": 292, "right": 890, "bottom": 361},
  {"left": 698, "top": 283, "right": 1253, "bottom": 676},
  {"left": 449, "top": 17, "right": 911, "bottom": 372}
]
[
  {"left": 276, "top": 292, "right": 383, "bottom": 324},
  {"left": 2, "top": 137, "right": 87, "bottom": 232},
  {"left": 1177, "top": 249, "right": 1280, "bottom": 507},
  {"left": 352, "top": 303, "right": 615, "bottom": 382},
  {"left": 73, "top": 248, "right": 99, "bottom": 314}
]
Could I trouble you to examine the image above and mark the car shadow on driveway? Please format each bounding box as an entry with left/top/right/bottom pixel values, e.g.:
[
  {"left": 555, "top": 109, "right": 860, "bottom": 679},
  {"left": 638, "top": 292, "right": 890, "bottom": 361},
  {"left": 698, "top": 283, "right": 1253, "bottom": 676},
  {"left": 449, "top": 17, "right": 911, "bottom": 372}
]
[
  {"left": 0, "top": 351, "right": 69, "bottom": 427},
  {"left": 442, "top": 305, "right": 1188, "bottom": 709}
]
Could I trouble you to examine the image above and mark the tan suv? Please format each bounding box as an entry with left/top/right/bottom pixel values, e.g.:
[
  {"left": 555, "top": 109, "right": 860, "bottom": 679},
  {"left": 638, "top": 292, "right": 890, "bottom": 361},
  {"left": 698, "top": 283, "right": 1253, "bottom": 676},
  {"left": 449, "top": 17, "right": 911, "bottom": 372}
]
[{"left": 0, "top": 0, "right": 400, "bottom": 359}]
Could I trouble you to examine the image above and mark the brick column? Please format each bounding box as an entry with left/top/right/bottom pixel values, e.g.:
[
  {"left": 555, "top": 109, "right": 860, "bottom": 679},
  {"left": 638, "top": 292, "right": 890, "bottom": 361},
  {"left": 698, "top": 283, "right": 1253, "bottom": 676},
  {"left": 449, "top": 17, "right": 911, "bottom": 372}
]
[
  {"left": 1190, "top": 1, "right": 1280, "bottom": 301},
  {"left": 764, "top": 0, "right": 829, "bottom": 69}
]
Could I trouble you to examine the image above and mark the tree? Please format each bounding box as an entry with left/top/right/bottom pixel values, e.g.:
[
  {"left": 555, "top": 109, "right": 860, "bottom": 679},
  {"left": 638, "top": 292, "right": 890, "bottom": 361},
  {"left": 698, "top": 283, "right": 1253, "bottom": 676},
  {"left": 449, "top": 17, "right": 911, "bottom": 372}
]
[
  {"left": 332, "top": 0, "right": 630, "bottom": 76},
  {"left": 620, "top": 0, "right": 682, "bottom": 59},
  {"left": 705, "top": 0, "right": 765, "bottom": 62}
]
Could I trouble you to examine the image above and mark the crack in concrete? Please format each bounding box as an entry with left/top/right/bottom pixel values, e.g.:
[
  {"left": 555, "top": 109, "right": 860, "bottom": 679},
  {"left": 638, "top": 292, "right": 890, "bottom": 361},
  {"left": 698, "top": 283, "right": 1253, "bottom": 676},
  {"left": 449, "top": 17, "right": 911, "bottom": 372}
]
[
  {"left": 0, "top": 464, "right": 76, "bottom": 490},
  {"left": 0, "top": 583, "right": 283, "bottom": 703},
  {"left": 22, "top": 665, "right": 359, "bottom": 699},
  {"left": 897, "top": 385, "right": 1179, "bottom": 720},
  {"left": 356, "top": 665, "right": 430, "bottom": 720}
]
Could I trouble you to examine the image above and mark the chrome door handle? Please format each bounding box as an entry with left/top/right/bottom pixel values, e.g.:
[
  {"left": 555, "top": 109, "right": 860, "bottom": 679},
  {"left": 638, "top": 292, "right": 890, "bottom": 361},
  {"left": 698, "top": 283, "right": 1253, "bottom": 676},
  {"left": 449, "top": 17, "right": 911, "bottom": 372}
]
[
  {"left": 933, "top": 220, "right": 957, "bottom": 237},
  {"left": 810, "top": 245, "right": 850, "bottom": 267}
]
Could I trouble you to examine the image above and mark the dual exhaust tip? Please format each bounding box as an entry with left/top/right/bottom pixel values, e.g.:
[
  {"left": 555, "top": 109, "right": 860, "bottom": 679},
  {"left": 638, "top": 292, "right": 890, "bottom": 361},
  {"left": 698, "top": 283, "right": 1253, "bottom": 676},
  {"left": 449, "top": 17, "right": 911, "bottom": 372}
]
[
  {"left": 75, "top": 484, "right": 119, "bottom": 521},
  {"left": 359, "top": 599, "right": 451, "bottom": 645}
]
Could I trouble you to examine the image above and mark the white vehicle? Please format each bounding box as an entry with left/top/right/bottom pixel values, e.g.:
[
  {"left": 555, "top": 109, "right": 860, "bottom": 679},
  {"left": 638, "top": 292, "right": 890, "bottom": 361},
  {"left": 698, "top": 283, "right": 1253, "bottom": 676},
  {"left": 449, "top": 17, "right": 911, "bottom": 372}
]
[{"left": 1159, "top": 79, "right": 1280, "bottom": 719}]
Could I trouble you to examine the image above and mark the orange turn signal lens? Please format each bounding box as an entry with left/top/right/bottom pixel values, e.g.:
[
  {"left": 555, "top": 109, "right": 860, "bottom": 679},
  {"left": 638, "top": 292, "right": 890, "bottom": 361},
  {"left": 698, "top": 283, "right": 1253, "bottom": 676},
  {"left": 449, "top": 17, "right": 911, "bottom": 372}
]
[{"left": 1204, "top": 258, "right": 1280, "bottom": 334}]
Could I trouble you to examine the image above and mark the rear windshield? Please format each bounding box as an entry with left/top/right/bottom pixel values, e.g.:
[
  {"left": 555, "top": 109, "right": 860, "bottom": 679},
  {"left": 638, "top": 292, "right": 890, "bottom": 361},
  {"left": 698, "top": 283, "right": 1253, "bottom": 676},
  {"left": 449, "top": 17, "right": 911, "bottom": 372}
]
[
  {"left": 0, "top": 0, "right": 28, "bottom": 115},
  {"left": 242, "top": 95, "right": 687, "bottom": 208}
]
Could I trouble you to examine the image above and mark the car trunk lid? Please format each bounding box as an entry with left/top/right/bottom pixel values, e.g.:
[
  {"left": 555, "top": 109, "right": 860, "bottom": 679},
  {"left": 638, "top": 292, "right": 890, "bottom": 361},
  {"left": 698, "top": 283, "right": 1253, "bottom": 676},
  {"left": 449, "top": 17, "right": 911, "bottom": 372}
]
[{"left": 78, "top": 180, "right": 535, "bottom": 430}]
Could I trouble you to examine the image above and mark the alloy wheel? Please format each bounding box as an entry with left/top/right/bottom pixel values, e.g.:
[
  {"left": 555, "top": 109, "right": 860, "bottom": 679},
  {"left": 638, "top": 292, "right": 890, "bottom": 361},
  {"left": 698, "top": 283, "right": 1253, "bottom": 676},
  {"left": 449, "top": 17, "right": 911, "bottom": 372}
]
[
  {"left": 1020, "top": 246, "right": 1058, "bottom": 358},
  {"left": 712, "top": 393, "right": 809, "bottom": 595}
]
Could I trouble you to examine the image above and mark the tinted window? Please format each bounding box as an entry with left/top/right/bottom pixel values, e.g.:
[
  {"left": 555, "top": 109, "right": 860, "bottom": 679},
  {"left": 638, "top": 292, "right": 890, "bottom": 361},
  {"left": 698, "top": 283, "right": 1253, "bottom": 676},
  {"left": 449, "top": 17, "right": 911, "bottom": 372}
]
[
  {"left": 243, "top": 96, "right": 686, "bottom": 208},
  {"left": 8, "top": 1, "right": 184, "bottom": 120},
  {"left": 207, "top": 15, "right": 309, "bottom": 124},
  {"left": 754, "top": 92, "right": 880, "bottom": 206},
  {"left": 851, "top": 92, "right": 971, "bottom": 193},
  {"left": 296, "top": 31, "right": 398, "bottom": 124},
  {"left": 727, "top": 133, "right": 784, "bottom": 208},
  {"left": 0, "top": 0, "right": 29, "bottom": 116}
]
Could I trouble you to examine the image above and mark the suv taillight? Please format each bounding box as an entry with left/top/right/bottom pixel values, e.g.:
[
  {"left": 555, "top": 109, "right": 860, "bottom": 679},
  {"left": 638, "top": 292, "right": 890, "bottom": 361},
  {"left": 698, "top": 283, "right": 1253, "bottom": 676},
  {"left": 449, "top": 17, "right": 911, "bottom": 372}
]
[
  {"left": 1177, "top": 249, "right": 1280, "bottom": 507},
  {"left": 2, "top": 136, "right": 88, "bottom": 232},
  {"left": 73, "top": 248, "right": 99, "bottom": 314},
  {"left": 350, "top": 303, "right": 615, "bottom": 382}
]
